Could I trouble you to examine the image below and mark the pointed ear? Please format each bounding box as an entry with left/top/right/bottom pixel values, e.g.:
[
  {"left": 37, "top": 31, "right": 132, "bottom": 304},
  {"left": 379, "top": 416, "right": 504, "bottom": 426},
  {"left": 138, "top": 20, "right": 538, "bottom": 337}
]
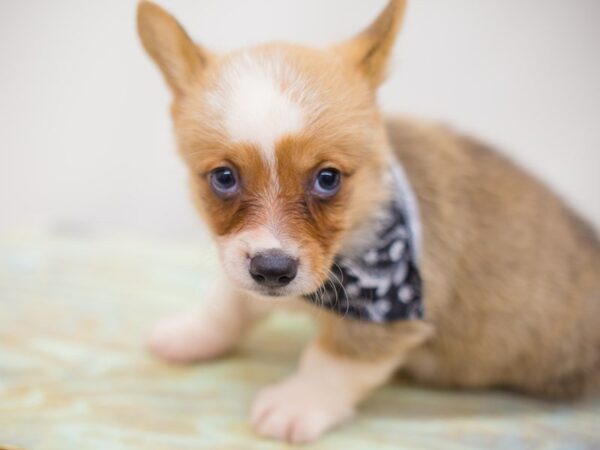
[
  {"left": 335, "top": 0, "right": 407, "bottom": 88},
  {"left": 137, "top": 1, "right": 210, "bottom": 96}
]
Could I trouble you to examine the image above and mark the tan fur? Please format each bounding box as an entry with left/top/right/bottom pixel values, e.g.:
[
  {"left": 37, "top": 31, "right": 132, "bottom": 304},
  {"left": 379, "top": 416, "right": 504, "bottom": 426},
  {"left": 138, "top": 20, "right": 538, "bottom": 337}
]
[
  {"left": 335, "top": 0, "right": 407, "bottom": 87},
  {"left": 138, "top": 0, "right": 600, "bottom": 442},
  {"left": 386, "top": 118, "right": 600, "bottom": 398},
  {"left": 137, "top": 1, "right": 212, "bottom": 96}
]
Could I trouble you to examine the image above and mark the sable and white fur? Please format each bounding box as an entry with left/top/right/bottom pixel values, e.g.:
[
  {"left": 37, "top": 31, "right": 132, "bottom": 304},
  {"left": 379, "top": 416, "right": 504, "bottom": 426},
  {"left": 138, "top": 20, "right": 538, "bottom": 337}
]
[{"left": 137, "top": 0, "right": 600, "bottom": 444}]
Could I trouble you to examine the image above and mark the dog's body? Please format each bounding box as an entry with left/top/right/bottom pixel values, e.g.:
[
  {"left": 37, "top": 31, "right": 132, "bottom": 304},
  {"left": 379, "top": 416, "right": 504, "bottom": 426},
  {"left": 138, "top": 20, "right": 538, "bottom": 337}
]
[
  {"left": 138, "top": 0, "right": 600, "bottom": 443},
  {"left": 388, "top": 117, "right": 600, "bottom": 397}
]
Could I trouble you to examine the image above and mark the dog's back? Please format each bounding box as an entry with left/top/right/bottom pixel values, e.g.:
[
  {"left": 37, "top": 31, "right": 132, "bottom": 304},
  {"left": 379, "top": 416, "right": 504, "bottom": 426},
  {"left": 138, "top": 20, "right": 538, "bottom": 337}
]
[{"left": 387, "top": 117, "right": 600, "bottom": 398}]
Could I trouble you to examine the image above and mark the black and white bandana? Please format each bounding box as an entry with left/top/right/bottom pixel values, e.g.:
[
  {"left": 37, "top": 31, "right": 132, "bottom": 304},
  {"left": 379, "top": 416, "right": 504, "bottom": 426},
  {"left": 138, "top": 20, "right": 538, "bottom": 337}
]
[{"left": 304, "top": 164, "right": 423, "bottom": 323}]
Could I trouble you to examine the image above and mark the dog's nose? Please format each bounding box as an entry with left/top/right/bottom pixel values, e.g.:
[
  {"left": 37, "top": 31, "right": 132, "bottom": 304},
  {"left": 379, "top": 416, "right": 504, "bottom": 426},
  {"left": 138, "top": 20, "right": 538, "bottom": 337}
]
[{"left": 249, "top": 249, "right": 298, "bottom": 288}]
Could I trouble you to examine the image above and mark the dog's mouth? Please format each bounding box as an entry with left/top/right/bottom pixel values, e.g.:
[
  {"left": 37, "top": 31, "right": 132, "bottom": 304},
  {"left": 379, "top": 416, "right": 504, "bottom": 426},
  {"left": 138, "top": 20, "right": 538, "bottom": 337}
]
[
  {"left": 261, "top": 289, "right": 287, "bottom": 298},
  {"left": 248, "top": 276, "right": 327, "bottom": 300},
  {"left": 247, "top": 277, "right": 319, "bottom": 299},
  {"left": 251, "top": 285, "right": 295, "bottom": 298}
]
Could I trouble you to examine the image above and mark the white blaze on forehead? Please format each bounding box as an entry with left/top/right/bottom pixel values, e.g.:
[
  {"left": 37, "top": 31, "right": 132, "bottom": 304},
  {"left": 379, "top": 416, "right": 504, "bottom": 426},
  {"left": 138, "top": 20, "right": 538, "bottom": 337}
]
[
  {"left": 207, "top": 54, "right": 306, "bottom": 166},
  {"left": 224, "top": 71, "right": 304, "bottom": 163}
]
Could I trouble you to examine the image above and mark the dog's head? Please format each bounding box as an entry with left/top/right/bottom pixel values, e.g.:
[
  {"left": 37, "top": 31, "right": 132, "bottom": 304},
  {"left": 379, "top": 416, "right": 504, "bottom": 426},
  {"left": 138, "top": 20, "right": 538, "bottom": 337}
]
[{"left": 138, "top": 1, "right": 406, "bottom": 297}]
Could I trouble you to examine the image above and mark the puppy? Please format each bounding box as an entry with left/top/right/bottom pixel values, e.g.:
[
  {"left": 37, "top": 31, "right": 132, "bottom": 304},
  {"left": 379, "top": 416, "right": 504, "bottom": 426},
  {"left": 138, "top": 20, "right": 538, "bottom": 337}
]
[{"left": 137, "top": 0, "right": 600, "bottom": 443}]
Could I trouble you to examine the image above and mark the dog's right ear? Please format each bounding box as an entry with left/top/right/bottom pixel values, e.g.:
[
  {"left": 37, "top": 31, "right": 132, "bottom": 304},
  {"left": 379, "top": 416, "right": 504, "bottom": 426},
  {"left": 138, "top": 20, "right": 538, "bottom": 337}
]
[{"left": 137, "top": 1, "right": 210, "bottom": 96}]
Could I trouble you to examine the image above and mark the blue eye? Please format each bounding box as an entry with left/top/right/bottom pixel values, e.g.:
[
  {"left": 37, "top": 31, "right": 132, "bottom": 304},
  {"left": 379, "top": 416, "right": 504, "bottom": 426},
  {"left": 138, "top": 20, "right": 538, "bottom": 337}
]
[
  {"left": 313, "top": 168, "right": 341, "bottom": 197},
  {"left": 210, "top": 167, "right": 239, "bottom": 197}
]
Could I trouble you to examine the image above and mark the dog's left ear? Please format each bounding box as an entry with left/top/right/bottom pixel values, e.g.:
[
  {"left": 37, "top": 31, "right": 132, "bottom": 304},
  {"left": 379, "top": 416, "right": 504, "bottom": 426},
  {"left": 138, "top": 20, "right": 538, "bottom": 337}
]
[{"left": 335, "top": 0, "right": 407, "bottom": 88}]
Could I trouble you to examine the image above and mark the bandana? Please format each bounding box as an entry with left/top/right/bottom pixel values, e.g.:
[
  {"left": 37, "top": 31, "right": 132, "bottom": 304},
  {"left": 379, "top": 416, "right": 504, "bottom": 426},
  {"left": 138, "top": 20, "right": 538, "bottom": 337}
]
[{"left": 304, "top": 163, "right": 423, "bottom": 323}]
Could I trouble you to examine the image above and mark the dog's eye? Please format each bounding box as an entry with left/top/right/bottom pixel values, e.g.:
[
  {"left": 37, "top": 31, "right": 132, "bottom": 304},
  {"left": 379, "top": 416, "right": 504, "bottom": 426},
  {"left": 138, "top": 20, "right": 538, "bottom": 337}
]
[
  {"left": 312, "top": 168, "right": 341, "bottom": 197},
  {"left": 210, "top": 167, "right": 239, "bottom": 197}
]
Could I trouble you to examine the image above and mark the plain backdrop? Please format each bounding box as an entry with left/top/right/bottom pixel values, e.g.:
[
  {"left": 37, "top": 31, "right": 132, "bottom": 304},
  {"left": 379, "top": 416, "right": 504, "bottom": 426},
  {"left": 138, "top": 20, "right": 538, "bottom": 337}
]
[{"left": 1, "top": 0, "right": 599, "bottom": 237}]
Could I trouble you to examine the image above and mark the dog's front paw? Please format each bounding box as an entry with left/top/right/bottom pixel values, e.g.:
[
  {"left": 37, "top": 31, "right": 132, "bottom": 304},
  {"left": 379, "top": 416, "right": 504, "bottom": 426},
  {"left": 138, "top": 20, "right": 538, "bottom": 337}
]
[
  {"left": 251, "top": 376, "right": 354, "bottom": 444},
  {"left": 147, "top": 313, "right": 239, "bottom": 364}
]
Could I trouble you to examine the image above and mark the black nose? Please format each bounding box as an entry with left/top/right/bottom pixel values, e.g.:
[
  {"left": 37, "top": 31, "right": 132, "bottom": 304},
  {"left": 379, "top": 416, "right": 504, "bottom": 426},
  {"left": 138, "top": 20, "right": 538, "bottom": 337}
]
[{"left": 249, "top": 249, "right": 298, "bottom": 288}]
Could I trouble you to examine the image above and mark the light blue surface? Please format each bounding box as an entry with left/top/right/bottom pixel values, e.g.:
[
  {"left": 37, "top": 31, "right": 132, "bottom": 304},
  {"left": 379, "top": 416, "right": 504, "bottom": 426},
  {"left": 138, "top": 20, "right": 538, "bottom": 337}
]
[{"left": 0, "top": 234, "right": 598, "bottom": 449}]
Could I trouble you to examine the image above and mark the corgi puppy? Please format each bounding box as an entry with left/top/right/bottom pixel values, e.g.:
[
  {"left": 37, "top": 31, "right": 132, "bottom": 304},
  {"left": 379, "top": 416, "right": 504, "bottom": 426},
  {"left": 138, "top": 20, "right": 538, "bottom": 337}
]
[{"left": 137, "top": 0, "right": 600, "bottom": 443}]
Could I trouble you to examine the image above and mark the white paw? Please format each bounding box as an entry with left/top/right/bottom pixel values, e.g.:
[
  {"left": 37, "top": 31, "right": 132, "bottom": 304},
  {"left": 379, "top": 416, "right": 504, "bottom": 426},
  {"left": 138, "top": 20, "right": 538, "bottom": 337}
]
[
  {"left": 251, "top": 377, "right": 354, "bottom": 444},
  {"left": 147, "top": 313, "right": 239, "bottom": 364}
]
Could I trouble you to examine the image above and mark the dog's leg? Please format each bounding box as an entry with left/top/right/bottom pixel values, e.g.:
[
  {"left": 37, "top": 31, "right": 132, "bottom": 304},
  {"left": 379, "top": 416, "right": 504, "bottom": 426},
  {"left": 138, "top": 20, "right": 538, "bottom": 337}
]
[
  {"left": 147, "top": 278, "right": 271, "bottom": 363},
  {"left": 251, "top": 319, "right": 432, "bottom": 443}
]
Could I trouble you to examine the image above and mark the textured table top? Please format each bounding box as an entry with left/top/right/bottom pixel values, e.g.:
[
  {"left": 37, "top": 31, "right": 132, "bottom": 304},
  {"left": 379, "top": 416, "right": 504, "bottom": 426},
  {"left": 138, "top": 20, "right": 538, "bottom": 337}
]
[{"left": 1, "top": 233, "right": 599, "bottom": 450}]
